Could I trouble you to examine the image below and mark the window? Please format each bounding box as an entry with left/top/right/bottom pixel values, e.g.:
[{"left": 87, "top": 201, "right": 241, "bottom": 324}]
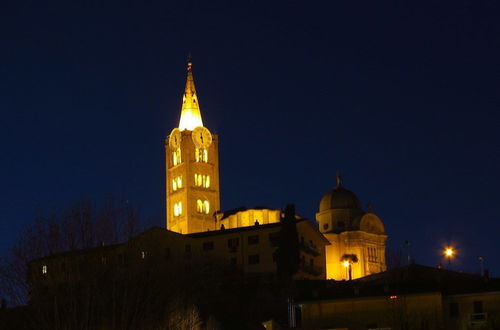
[
  {"left": 164, "top": 248, "right": 171, "bottom": 259},
  {"left": 228, "top": 238, "right": 239, "bottom": 250},
  {"left": 248, "top": 254, "right": 260, "bottom": 265},
  {"left": 101, "top": 256, "right": 107, "bottom": 265},
  {"left": 172, "top": 176, "right": 183, "bottom": 191},
  {"left": 173, "top": 148, "right": 182, "bottom": 165},
  {"left": 323, "top": 223, "right": 329, "bottom": 230},
  {"left": 248, "top": 235, "right": 259, "bottom": 245},
  {"left": 42, "top": 265, "right": 47, "bottom": 274},
  {"left": 473, "top": 301, "right": 483, "bottom": 313},
  {"left": 195, "top": 148, "right": 208, "bottom": 162},
  {"left": 196, "top": 199, "right": 210, "bottom": 214},
  {"left": 194, "top": 174, "right": 210, "bottom": 188},
  {"left": 174, "top": 201, "right": 183, "bottom": 216},
  {"left": 269, "top": 232, "right": 279, "bottom": 241},
  {"left": 449, "top": 302, "right": 459, "bottom": 317},
  {"left": 141, "top": 251, "right": 147, "bottom": 259},
  {"left": 203, "top": 241, "right": 214, "bottom": 251},
  {"left": 368, "top": 247, "right": 378, "bottom": 262}
]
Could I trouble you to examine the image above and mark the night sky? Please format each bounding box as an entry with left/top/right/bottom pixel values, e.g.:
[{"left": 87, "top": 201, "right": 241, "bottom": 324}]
[{"left": 1, "top": 1, "right": 499, "bottom": 275}]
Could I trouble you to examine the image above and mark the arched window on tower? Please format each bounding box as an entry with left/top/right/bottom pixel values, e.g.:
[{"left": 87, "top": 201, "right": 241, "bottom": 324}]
[
  {"left": 173, "top": 201, "right": 183, "bottom": 216},
  {"left": 196, "top": 199, "right": 210, "bottom": 214},
  {"left": 195, "top": 148, "right": 208, "bottom": 163},
  {"left": 173, "top": 148, "right": 182, "bottom": 166},
  {"left": 204, "top": 200, "right": 210, "bottom": 214},
  {"left": 172, "top": 176, "right": 183, "bottom": 191},
  {"left": 194, "top": 174, "right": 210, "bottom": 188}
]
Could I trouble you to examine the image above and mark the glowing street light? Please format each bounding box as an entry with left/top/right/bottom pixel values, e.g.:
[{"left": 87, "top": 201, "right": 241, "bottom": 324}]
[
  {"left": 444, "top": 246, "right": 455, "bottom": 266},
  {"left": 342, "top": 259, "right": 352, "bottom": 280},
  {"left": 341, "top": 254, "right": 358, "bottom": 280}
]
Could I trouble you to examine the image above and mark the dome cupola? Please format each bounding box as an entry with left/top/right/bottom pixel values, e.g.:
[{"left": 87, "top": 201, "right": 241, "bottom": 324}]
[{"left": 319, "top": 173, "right": 362, "bottom": 212}]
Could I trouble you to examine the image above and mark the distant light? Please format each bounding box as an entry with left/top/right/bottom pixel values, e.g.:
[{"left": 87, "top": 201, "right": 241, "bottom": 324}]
[
  {"left": 390, "top": 295, "right": 398, "bottom": 299},
  {"left": 444, "top": 247, "right": 454, "bottom": 258}
]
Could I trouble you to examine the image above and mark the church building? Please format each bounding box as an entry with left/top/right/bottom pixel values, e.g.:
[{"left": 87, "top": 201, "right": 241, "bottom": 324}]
[
  {"left": 164, "top": 60, "right": 388, "bottom": 280},
  {"left": 29, "top": 60, "right": 388, "bottom": 288}
]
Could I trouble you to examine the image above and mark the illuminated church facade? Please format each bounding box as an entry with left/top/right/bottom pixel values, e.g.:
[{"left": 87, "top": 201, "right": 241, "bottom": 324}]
[{"left": 165, "top": 61, "right": 387, "bottom": 280}]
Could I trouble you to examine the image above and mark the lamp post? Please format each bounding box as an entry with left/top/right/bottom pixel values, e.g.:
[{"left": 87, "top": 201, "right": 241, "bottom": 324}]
[
  {"left": 444, "top": 247, "right": 455, "bottom": 268},
  {"left": 342, "top": 260, "right": 352, "bottom": 280},
  {"left": 478, "top": 256, "right": 484, "bottom": 276},
  {"left": 341, "top": 254, "right": 358, "bottom": 280}
]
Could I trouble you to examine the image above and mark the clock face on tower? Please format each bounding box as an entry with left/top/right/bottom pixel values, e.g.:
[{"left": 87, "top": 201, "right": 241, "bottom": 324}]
[
  {"left": 169, "top": 128, "right": 181, "bottom": 150},
  {"left": 192, "top": 126, "right": 212, "bottom": 148}
]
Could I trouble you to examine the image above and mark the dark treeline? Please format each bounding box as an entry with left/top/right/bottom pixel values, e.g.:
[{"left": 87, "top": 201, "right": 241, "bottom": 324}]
[
  {"left": 0, "top": 197, "right": 142, "bottom": 306},
  {"left": 0, "top": 201, "right": 300, "bottom": 329}
]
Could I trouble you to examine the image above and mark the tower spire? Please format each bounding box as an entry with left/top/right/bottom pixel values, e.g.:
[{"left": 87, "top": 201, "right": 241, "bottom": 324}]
[{"left": 178, "top": 57, "right": 203, "bottom": 131}]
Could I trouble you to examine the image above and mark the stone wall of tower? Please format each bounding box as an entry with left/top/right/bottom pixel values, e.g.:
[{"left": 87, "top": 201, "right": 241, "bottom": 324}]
[{"left": 165, "top": 130, "right": 221, "bottom": 234}]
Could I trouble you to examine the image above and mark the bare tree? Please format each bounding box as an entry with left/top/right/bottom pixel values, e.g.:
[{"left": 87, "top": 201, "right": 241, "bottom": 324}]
[{"left": 0, "top": 197, "right": 142, "bottom": 306}]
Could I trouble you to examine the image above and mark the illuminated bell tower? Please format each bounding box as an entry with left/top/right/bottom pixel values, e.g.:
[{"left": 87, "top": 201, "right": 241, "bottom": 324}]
[{"left": 165, "top": 60, "right": 221, "bottom": 234}]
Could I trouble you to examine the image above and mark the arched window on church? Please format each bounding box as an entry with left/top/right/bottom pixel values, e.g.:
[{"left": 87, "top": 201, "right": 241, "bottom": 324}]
[
  {"left": 194, "top": 174, "right": 210, "bottom": 188},
  {"left": 196, "top": 199, "right": 210, "bottom": 214},
  {"left": 195, "top": 148, "right": 208, "bottom": 163},
  {"left": 172, "top": 176, "right": 183, "bottom": 191},
  {"left": 173, "top": 148, "right": 182, "bottom": 166},
  {"left": 174, "top": 201, "right": 182, "bottom": 216},
  {"left": 204, "top": 200, "right": 210, "bottom": 214}
]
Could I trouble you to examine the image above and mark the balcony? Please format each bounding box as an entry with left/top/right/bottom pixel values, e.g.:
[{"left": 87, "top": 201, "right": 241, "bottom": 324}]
[
  {"left": 470, "top": 313, "right": 487, "bottom": 325},
  {"left": 300, "top": 264, "right": 323, "bottom": 276},
  {"left": 300, "top": 242, "right": 320, "bottom": 257}
]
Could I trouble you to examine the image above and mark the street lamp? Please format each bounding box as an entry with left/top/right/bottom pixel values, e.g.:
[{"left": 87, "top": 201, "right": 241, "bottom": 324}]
[
  {"left": 444, "top": 246, "right": 455, "bottom": 266},
  {"left": 341, "top": 254, "right": 358, "bottom": 280},
  {"left": 342, "top": 260, "right": 351, "bottom": 280}
]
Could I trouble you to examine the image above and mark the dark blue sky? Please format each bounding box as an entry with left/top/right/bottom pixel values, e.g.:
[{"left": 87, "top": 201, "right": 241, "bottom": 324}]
[{"left": 1, "top": 1, "right": 499, "bottom": 274}]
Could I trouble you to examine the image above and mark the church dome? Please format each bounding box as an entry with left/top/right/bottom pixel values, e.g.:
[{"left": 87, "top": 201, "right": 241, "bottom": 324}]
[
  {"left": 319, "top": 186, "right": 362, "bottom": 212},
  {"left": 319, "top": 174, "right": 362, "bottom": 212}
]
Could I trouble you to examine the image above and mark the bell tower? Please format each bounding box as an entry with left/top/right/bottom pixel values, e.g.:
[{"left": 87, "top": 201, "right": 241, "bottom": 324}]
[{"left": 165, "top": 60, "right": 221, "bottom": 234}]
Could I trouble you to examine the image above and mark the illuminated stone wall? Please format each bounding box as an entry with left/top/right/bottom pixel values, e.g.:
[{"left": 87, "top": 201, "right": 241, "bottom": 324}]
[
  {"left": 165, "top": 130, "right": 221, "bottom": 234},
  {"left": 316, "top": 186, "right": 387, "bottom": 280},
  {"left": 217, "top": 208, "right": 281, "bottom": 229}
]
